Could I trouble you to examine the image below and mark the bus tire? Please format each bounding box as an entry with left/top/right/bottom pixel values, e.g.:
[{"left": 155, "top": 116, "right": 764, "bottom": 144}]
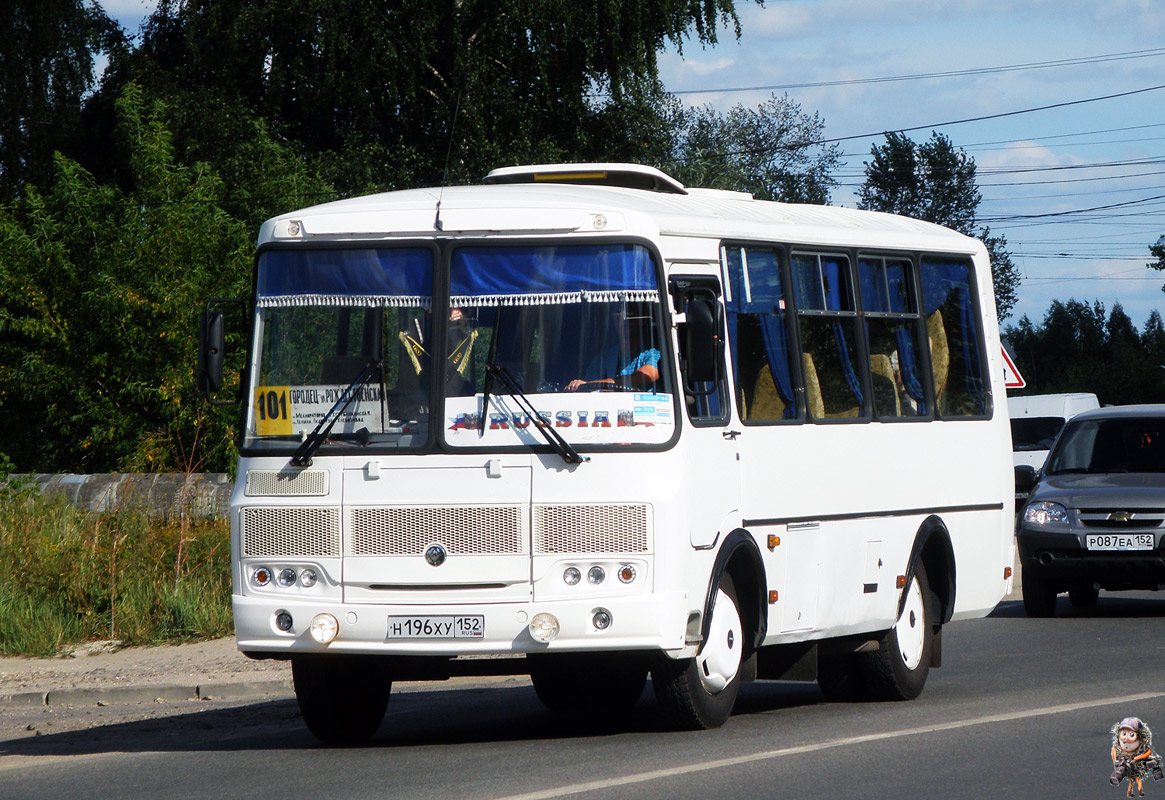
[
  {"left": 529, "top": 655, "right": 647, "bottom": 712},
  {"left": 292, "top": 656, "right": 392, "bottom": 745},
  {"left": 1021, "top": 569, "right": 1058, "bottom": 617},
  {"left": 652, "top": 574, "right": 743, "bottom": 730},
  {"left": 861, "top": 562, "right": 935, "bottom": 701}
]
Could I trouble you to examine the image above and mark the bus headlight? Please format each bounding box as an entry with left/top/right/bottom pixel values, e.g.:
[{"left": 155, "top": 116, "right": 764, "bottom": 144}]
[
  {"left": 563, "top": 567, "right": 581, "bottom": 586},
  {"left": 309, "top": 613, "right": 339, "bottom": 644},
  {"left": 529, "top": 613, "right": 560, "bottom": 643},
  {"left": 1024, "top": 501, "right": 1069, "bottom": 527}
]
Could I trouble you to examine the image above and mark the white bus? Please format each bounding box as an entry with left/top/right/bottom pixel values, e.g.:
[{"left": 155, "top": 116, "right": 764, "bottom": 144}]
[{"left": 200, "top": 163, "right": 1015, "bottom": 744}]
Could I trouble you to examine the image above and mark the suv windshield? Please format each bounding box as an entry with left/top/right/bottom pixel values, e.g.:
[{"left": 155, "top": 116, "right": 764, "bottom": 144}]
[
  {"left": 246, "top": 247, "right": 433, "bottom": 452},
  {"left": 1045, "top": 416, "right": 1165, "bottom": 475}
]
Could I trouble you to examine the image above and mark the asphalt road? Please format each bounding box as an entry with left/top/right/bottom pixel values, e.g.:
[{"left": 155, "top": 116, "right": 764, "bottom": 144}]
[{"left": 2, "top": 593, "right": 1163, "bottom": 800}]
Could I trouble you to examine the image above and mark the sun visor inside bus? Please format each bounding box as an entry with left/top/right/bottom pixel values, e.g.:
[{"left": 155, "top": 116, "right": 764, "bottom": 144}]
[
  {"left": 256, "top": 248, "right": 433, "bottom": 307},
  {"left": 449, "top": 245, "right": 660, "bottom": 307}
]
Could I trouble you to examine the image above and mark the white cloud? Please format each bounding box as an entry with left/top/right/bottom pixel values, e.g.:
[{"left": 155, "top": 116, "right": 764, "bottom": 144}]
[{"left": 682, "top": 57, "right": 738, "bottom": 77}]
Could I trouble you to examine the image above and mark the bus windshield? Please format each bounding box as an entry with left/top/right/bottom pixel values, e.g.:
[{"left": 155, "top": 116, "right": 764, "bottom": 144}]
[
  {"left": 246, "top": 247, "right": 434, "bottom": 452},
  {"left": 243, "top": 243, "right": 676, "bottom": 455},
  {"left": 442, "top": 244, "right": 676, "bottom": 448}
]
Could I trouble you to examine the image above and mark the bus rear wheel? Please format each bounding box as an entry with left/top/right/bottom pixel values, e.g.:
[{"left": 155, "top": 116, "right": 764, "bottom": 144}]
[
  {"left": 818, "top": 564, "right": 936, "bottom": 702},
  {"left": 529, "top": 654, "right": 647, "bottom": 713},
  {"left": 862, "top": 563, "right": 935, "bottom": 700},
  {"left": 292, "top": 656, "right": 392, "bottom": 745},
  {"left": 652, "top": 574, "right": 744, "bottom": 730}
]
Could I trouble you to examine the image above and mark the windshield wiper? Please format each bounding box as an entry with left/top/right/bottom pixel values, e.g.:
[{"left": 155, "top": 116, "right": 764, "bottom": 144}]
[
  {"left": 486, "top": 364, "right": 588, "bottom": 465},
  {"left": 290, "top": 360, "right": 382, "bottom": 467}
]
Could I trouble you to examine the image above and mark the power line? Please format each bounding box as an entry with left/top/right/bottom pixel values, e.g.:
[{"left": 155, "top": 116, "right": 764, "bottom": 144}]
[
  {"left": 670, "top": 48, "right": 1165, "bottom": 96},
  {"left": 816, "top": 85, "right": 1165, "bottom": 144}
]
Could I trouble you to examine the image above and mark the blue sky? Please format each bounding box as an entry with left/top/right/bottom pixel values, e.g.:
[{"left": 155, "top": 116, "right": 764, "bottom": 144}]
[{"left": 100, "top": 0, "right": 1165, "bottom": 331}]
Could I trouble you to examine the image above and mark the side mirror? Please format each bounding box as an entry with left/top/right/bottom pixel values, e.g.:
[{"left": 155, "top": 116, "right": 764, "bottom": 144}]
[
  {"left": 1014, "top": 464, "right": 1038, "bottom": 494},
  {"left": 198, "top": 298, "right": 245, "bottom": 405},
  {"left": 198, "top": 310, "right": 225, "bottom": 395},
  {"left": 684, "top": 297, "right": 719, "bottom": 384}
]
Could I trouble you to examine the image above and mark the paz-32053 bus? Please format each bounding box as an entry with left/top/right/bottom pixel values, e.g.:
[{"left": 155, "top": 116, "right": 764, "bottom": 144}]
[{"left": 199, "top": 163, "right": 1015, "bottom": 744}]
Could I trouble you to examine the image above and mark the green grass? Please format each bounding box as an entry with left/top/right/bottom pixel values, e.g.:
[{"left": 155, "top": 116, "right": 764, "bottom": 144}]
[{"left": 0, "top": 485, "right": 232, "bottom": 656}]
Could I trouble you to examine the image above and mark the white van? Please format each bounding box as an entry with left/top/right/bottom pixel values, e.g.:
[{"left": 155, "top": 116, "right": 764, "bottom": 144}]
[{"left": 1008, "top": 393, "right": 1100, "bottom": 469}]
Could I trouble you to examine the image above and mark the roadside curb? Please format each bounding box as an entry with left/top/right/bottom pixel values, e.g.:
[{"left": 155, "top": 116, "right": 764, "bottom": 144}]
[{"left": 0, "top": 679, "right": 293, "bottom": 709}]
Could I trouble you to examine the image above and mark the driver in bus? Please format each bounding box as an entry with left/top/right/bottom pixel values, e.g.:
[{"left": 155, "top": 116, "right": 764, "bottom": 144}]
[{"left": 567, "top": 305, "right": 660, "bottom": 392}]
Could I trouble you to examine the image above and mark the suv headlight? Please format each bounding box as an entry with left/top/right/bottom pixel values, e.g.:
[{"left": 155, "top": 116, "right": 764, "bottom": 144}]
[{"left": 1024, "top": 501, "right": 1069, "bottom": 526}]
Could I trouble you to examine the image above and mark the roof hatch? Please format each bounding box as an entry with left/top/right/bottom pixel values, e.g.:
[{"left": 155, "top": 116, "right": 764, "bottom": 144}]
[{"left": 483, "top": 163, "right": 688, "bottom": 195}]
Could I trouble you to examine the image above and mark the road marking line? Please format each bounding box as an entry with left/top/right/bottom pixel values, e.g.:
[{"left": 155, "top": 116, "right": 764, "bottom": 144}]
[{"left": 492, "top": 690, "right": 1165, "bottom": 800}]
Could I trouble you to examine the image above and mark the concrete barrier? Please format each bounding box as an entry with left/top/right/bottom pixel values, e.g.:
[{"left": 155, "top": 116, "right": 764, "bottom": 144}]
[{"left": 12, "top": 473, "right": 233, "bottom": 519}]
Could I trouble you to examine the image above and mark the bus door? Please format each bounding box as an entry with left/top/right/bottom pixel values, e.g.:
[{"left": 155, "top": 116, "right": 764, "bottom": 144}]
[{"left": 670, "top": 275, "right": 741, "bottom": 548}]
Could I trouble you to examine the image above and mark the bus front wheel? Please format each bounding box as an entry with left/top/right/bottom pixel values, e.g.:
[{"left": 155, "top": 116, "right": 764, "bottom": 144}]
[
  {"left": 292, "top": 656, "right": 392, "bottom": 745},
  {"left": 652, "top": 574, "right": 744, "bottom": 730}
]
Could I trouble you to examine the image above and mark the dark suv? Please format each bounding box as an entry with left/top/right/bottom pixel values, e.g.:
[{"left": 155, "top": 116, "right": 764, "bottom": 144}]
[{"left": 1015, "top": 405, "right": 1165, "bottom": 617}]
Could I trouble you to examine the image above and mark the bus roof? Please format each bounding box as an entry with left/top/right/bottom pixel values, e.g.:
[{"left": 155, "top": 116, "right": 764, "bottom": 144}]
[{"left": 258, "top": 163, "right": 983, "bottom": 255}]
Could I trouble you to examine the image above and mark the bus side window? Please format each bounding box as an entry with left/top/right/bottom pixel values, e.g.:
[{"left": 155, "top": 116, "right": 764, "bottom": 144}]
[
  {"left": 920, "top": 257, "right": 991, "bottom": 418},
  {"left": 722, "top": 246, "right": 799, "bottom": 422},
  {"left": 858, "top": 256, "right": 928, "bottom": 419},
  {"left": 791, "top": 253, "right": 865, "bottom": 420}
]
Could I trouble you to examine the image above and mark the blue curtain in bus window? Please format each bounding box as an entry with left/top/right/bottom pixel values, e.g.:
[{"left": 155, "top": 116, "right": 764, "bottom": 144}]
[
  {"left": 743, "top": 249, "right": 796, "bottom": 418},
  {"left": 822, "top": 256, "right": 863, "bottom": 404},
  {"left": 894, "top": 325, "right": 926, "bottom": 410},
  {"left": 450, "top": 244, "right": 658, "bottom": 304},
  {"left": 257, "top": 248, "right": 433, "bottom": 303},
  {"left": 757, "top": 315, "right": 796, "bottom": 417}
]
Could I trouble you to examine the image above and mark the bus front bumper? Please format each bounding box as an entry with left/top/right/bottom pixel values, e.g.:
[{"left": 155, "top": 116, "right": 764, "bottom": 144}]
[{"left": 233, "top": 592, "right": 691, "bottom": 659}]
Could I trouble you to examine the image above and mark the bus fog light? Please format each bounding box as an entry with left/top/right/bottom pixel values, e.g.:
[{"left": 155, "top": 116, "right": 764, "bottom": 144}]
[
  {"left": 275, "top": 612, "right": 293, "bottom": 632},
  {"left": 617, "top": 564, "right": 637, "bottom": 584},
  {"left": 587, "top": 566, "right": 606, "bottom": 585},
  {"left": 309, "top": 613, "right": 339, "bottom": 644},
  {"left": 529, "top": 613, "right": 560, "bottom": 643},
  {"left": 592, "top": 609, "right": 612, "bottom": 630},
  {"left": 300, "top": 568, "right": 318, "bottom": 588},
  {"left": 277, "top": 568, "right": 297, "bottom": 587},
  {"left": 252, "top": 566, "right": 272, "bottom": 587},
  {"left": 563, "top": 567, "right": 581, "bottom": 586}
]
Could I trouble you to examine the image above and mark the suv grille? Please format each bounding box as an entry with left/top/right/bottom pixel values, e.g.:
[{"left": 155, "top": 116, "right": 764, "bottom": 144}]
[{"left": 1077, "top": 508, "right": 1165, "bottom": 529}]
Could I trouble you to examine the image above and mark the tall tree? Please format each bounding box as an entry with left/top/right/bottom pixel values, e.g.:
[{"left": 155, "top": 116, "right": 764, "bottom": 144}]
[
  {"left": 667, "top": 93, "right": 842, "bottom": 203},
  {"left": 90, "top": 0, "right": 759, "bottom": 194},
  {"left": 857, "top": 131, "right": 1021, "bottom": 321},
  {"left": 0, "top": 0, "right": 122, "bottom": 197}
]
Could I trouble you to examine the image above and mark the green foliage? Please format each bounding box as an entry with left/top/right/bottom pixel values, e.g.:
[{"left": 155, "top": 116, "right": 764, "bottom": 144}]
[
  {"left": 0, "top": 0, "right": 124, "bottom": 197},
  {"left": 0, "top": 492, "right": 231, "bottom": 656},
  {"left": 667, "top": 94, "right": 842, "bottom": 203},
  {"left": 858, "top": 132, "right": 1020, "bottom": 321},
  {"left": 1151, "top": 235, "right": 1165, "bottom": 285},
  {"left": 1004, "top": 301, "right": 1165, "bottom": 405},
  {"left": 0, "top": 83, "right": 268, "bottom": 472}
]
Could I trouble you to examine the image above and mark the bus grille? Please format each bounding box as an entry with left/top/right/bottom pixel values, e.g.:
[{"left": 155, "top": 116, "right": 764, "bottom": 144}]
[
  {"left": 245, "top": 470, "right": 329, "bottom": 496},
  {"left": 346, "top": 506, "right": 526, "bottom": 556},
  {"left": 534, "top": 504, "right": 650, "bottom": 554},
  {"left": 242, "top": 507, "right": 341, "bottom": 557}
]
